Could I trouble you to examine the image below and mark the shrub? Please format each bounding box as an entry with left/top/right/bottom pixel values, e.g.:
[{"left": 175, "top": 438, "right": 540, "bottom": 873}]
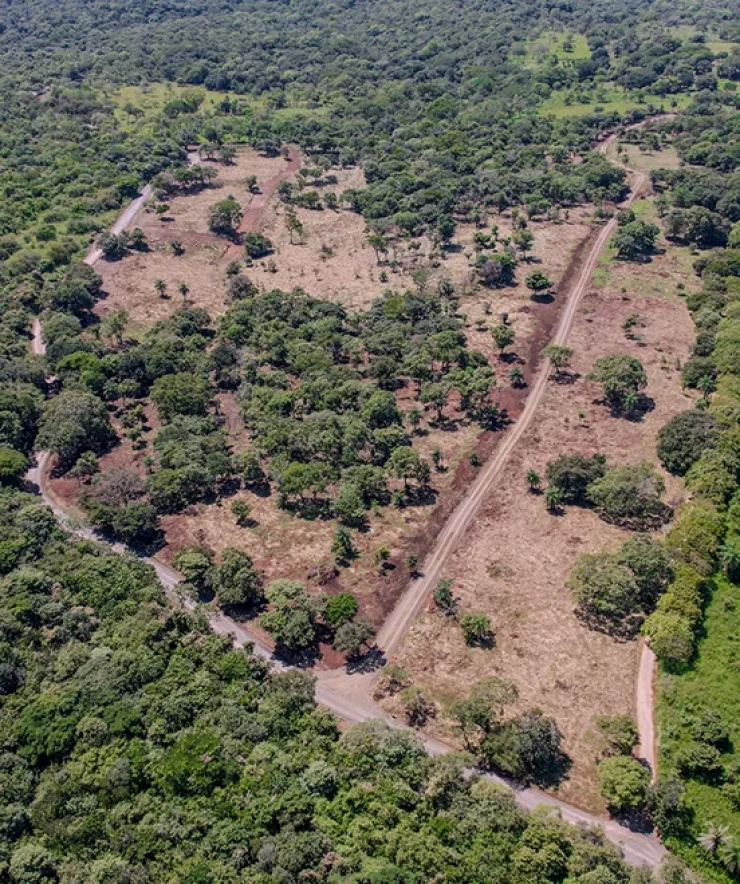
[
  {"left": 586, "top": 462, "right": 669, "bottom": 528},
  {"left": 399, "top": 686, "right": 435, "bottom": 726},
  {"left": 642, "top": 611, "right": 695, "bottom": 668},
  {"left": 594, "top": 714, "right": 639, "bottom": 759},
  {"left": 674, "top": 741, "right": 724, "bottom": 780},
  {"left": 648, "top": 777, "right": 691, "bottom": 838},
  {"left": 598, "top": 756, "right": 650, "bottom": 812},
  {"left": 324, "top": 592, "right": 359, "bottom": 627},
  {"left": 545, "top": 453, "right": 606, "bottom": 505},
  {"left": 657, "top": 410, "right": 719, "bottom": 476},
  {"left": 568, "top": 552, "right": 642, "bottom": 634},
  {"left": 244, "top": 232, "right": 273, "bottom": 259},
  {"left": 459, "top": 612, "right": 493, "bottom": 646},
  {"left": 690, "top": 710, "right": 730, "bottom": 748}
]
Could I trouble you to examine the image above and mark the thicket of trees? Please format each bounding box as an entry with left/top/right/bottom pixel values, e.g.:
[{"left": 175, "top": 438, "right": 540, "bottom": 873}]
[
  {"left": 0, "top": 0, "right": 737, "bottom": 878},
  {"left": 1, "top": 487, "right": 676, "bottom": 883}
]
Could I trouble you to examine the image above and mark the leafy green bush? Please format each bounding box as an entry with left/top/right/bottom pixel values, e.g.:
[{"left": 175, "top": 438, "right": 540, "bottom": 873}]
[{"left": 657, "top": 410, "right": 719, "bottom": 476}]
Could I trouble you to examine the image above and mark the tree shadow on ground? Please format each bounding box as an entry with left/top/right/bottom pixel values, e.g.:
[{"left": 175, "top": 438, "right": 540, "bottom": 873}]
[{"left": 346, "top": 646, "right": 387, "bottom": 675}]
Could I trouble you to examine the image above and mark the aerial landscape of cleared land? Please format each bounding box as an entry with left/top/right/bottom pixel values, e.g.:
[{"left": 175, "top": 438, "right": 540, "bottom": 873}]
[{"left": 2, "top": 0, "right": 740, "bottom": 881}]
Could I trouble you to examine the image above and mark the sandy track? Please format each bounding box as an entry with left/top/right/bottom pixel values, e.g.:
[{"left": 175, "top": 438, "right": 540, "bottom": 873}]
[
  {"left": 25, "top": 127, "right": 667, "bottom": 869},
  {"left": 377, "top": 139, "right": 646, "bottom": 654}
]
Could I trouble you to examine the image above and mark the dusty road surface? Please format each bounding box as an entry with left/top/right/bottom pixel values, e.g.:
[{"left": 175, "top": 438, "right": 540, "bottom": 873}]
[
  {"left": 376, "top": 137, "right": 646, "bottom": 655},
  {"left": 25, "top": 125, "right": 669, "bottom": 870}
]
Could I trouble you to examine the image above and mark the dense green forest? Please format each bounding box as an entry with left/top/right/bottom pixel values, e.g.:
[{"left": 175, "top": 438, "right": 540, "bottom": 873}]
[
  {"left": 2, "top": 0, "right": 740, "bottom": 879},
  {"left": 0, "top": 486, "right": 669, "bottom": 883}
]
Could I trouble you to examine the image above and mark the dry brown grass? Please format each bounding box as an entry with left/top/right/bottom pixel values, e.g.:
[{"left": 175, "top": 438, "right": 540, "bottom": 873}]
[
  {"left": 377, "top": 248, "right": 696, "bottom": 813},
  {"left": 95, "top": 148, "right": 296, "bottom": 328},
  {"left": 86, "top": 147, "right": 601, "bottom": 626}
]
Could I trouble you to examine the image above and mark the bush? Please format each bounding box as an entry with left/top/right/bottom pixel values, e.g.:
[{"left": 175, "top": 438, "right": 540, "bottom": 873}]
[
  {"left": 690, "top": 710, "right": 730, "bottom": 748},
  {"left": 399, "top": 686, "right": 435, "bottom": 726},
  {"left": 244, "top": 232, "right": 274, "bottom": 259},
  {"left": 648, "top": 777, "right": 692, "bottom": 838},
  {"left": 545, "top": 453, "right": 606, "bottom": 505},
  {"left": 324, "top": 591, "right": 359, "bottom": 627},
  {"left": 459, "top": 612, "right": 493, "bottom": 646},
  {"left": 674, "top": 741, "right": 724, "bottom": 780},
  {"left": 657, "top": 410, "right": 719, "bottom": 476},
  {"left": 586, "top": 462, "right": 669, "bottom": 528},
  {"left": 598, "top": 755, "right": 650, "bottom": 812},
  {"left": 642, "top": 612, "right": 695, "bottom": 668},
  {"left": 594, "top": 714, "right": 638, "bottom": 759},
  {"left": 568, "top": 552, "right": 641, "bottom": 634}
]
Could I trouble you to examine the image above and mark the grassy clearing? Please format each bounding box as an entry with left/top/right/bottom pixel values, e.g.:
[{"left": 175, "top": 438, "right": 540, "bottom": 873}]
[
  {"left": 539, "top": 87, "right": 690, "bottom": 119},
  {"left": 107, "top": 83, "right": 235, "bottom": 132},
  {"left": 658, "top": 575, "right": 740, "bottom": 884},
  {"left": 707, "top": 41, "right": 739, "bottom": 55},
  {"left": 523, "top": 31, "right": 591, "bottom": 67}
]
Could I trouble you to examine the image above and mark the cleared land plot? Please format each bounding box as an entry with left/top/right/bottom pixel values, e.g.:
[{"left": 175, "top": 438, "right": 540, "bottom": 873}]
[
  {"left": 378, "top": 242, "right": 696, "bottom": 813},
  {"left": 75, "top": 146, "right": 602, "bottom": 634},
  {"left": 95, "top": 148, "right": 298, "bottom": 326}
]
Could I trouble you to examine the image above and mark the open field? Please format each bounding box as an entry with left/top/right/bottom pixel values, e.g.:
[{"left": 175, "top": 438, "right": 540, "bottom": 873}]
[
  {"left": 69, "top": 145, "right": 603, "bottom": 641},
  {"left": 540, "top": 88, "right": 691, "bottom": 119},
  {"left": 378, "top": 228, "right": 696, "bottom": 811},
  {"left": 94, "top": 148, "right": 299, "bottom": 326}
]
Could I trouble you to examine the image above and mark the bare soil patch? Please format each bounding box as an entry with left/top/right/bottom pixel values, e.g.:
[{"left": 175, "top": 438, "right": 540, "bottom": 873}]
[
  {"left": 378, "top": 252, "right": 696, "bottom": 813},
  {"left": 94, "top": 148, "right": 299, "bottom": 328}
]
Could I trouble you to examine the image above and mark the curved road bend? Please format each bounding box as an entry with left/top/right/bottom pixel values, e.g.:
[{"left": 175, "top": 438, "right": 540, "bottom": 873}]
[{"left": 26, "top": 128, "right": 666, "bottom": 868}]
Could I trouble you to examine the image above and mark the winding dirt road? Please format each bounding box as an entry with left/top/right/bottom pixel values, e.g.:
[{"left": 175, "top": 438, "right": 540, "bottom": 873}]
[{"left": 26, "top": 128, "right": 667, "bottom": 869}]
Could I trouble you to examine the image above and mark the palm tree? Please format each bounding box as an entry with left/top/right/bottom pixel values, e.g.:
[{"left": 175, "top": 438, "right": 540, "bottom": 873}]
[
  {"left": 154, "top": 279, "right": 167, "bottom": 298},
  {"left": 720, "top": 841, "right": 740, "bottom": 877},
  {"left": 178, "top": 281, "right": 190, "bottom": 304},
  {"left": 545, "top": 486, "right": 563, "bottom": 513},
  {"left": 699, "top": 823, "right": 731, "bottom": 857},
  {"left": 720, "top": 540, "right": 740, "bottom": 582},
  {"left": 526, "top": 470, "right": 541, "bottom": 493}
]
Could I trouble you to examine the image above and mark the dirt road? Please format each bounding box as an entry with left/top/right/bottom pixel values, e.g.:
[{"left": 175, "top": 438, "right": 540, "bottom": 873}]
[
  {"left": 377, "top": 138, "right": 646, "bottom": 654},
  {"left": 26, "top": 126, "right": 667, "bottom": 869}
]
